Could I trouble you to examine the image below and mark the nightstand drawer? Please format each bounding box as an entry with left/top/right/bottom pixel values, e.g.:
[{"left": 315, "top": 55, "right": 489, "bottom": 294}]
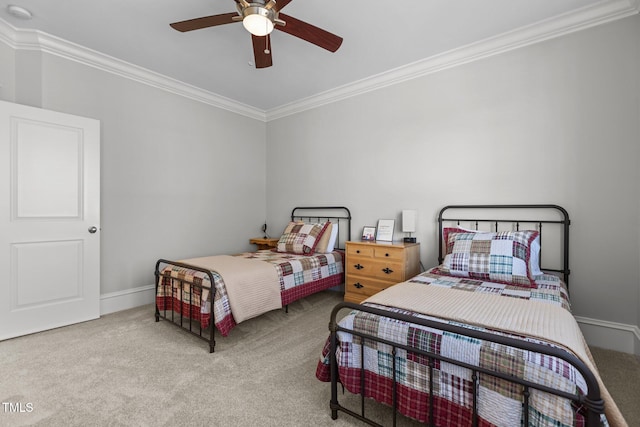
[
  {"left": 346, "top": 245, "right": 374, "bottom": 257},
  {"left": 371, "top": 261, "right": 404, "bottom": 282},
  {"left": 346, "top": 259, "right": 404, "bottom": 282},
  {"left": 373, "top": 246, "right": 404, "bottom": 261},
  {"left": 345, "top": 276, "right": 393, "bottom": 298}
]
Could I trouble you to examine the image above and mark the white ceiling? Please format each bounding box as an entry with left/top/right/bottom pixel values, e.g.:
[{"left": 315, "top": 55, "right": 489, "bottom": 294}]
[{"left": 0, "top": 0, "right": 637, "bottom": 115}]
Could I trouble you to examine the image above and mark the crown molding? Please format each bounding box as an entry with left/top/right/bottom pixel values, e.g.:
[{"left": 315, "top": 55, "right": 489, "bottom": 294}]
[
  {"left": 1, "top": 0, "right": 638, "bottom": 123},
  {"left": 0, "top": 19, "right": 267, "bottom": 122},
  {"left": 266, "top": 0, "right": 640, "bottom": 121}
]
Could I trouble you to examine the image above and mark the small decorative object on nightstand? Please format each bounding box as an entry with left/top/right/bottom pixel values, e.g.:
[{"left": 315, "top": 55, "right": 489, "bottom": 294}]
[
  {"left": 249, "top": 237, "right": 279, "bottom": 250},
  {"left": 375, "top": 219, "right": 394, "bottom": 241},
  {"left": 402, "top": 209, "right": 417, "bottom": 243},
  {"left": 344, "top": 240, "right": 420, "bottom": 304},
  {"left": 361, "top": 226, "right": 376, "bottom": 241}
]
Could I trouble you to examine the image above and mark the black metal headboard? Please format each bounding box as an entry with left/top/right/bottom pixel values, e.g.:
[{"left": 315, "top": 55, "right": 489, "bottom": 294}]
[
  {"left": 438, "top": 205, "right": 570, "bottom": 286},
  {"left": 291, "top": 206, "right": 352, "bottom": 251}
]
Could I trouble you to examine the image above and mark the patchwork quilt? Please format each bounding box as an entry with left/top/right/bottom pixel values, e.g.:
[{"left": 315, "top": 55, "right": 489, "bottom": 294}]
[
  {"left": 156, "top": 249, "right": 343, "bottom": 336},
  {"left": 316, "top": 268, "right": 620, "bottom": 427},
  {"left": 409, "top": 267, "right": 571, "bottom": 311}
]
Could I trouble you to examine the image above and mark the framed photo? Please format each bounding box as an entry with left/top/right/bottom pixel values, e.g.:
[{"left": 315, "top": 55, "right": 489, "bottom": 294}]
[
  {"left": 361, "top": 226, "right": 376, "bottom": 241},
  {"left": 376, "top": 219, "right": 395, "bottom": 241}
]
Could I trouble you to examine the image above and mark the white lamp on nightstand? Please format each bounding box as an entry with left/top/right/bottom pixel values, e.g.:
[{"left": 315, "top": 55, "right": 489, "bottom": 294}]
[{"left": 402, "top": 210, "right": 417, "bottom": 243}]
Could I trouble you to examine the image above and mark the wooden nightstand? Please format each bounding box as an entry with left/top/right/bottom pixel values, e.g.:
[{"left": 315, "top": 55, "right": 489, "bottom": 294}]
[
  {"left": 344, "top": 241, "right": 421, "bottom": 304},
  {"left": 250, "top": 237, "right": 279, "bottom": 250}
]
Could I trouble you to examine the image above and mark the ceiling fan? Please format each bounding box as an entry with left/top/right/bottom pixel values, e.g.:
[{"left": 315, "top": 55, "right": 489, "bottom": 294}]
[{"left": 170, "top": 0, "right": 343, "bottom": 69}]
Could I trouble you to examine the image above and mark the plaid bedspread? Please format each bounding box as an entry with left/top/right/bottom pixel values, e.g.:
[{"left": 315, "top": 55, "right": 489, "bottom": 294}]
[
  {"left": 316, "top": 268, "right": 612, "bottom": 427},
  {"left": 156, "top": 249, "right": 343, "bottom": 336},
  {"left": 409, "top": 267, "right": 571, "bottom": 311}
]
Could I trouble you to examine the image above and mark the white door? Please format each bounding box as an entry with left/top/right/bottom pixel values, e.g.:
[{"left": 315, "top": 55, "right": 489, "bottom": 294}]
[{"left": 0, "top": 100, "right": 100, "bottom": 340}]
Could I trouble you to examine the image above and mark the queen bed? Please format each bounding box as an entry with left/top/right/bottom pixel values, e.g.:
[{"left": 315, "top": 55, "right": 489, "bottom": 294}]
[
  {"left": 155, "top": 206, "right": 351, "bottom": 353},
  {"left": 316, "top": 205, "right": 626, "bottom": 427}
]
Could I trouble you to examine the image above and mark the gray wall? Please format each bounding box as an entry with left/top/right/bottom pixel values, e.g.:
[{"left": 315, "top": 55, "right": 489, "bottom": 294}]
[
  {"left": 0, "top": 42, "right": 15, "bottom": 100},
  {"left": 2, "top": 48, "right": 267, "bottom": 297},
  {"left": 266, "top": 15, "right": 640, "bottom": 329},
  {"left": 0, "top": 43, "right": 16, "bottom": 101},
  {"left": 2, "top": 14, "right": 639, "bottom": 350}
]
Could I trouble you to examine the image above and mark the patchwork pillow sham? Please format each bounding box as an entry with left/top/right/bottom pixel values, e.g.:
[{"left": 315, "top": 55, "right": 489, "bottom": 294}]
[
  {"left": 276, "top": 221, "right": 329, "bottom": 255},
  {"left": 443, "top": 227, "right": 543, "bottom": 277},
  {"left": 314, "top": 223, "right": 333, "bottom": 253},
  {"left": 443, "top": 226, "right": 474, "bottom": 246},
  {"left": 440, "top": 229, "right": 540, "bottom": 288},
  {"left": 314, "top": 223, "right": 339, "bottom": 253}
]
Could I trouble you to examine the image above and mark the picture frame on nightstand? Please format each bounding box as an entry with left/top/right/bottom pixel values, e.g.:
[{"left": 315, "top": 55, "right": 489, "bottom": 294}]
[
  {"left": 361, "top": 226, "right": 376, "bottom": 241},
  {"left": 375, "top": 219, "right": 394, "bottom": 241}
]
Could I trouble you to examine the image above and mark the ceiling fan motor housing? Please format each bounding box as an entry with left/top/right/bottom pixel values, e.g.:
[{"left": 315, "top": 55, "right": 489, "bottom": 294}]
[
  {"left": 236, "top": 1, "right": 282, "bottom": 36},
  {"left": 244, "top": 5, "right": 275, "bottom": 19}
]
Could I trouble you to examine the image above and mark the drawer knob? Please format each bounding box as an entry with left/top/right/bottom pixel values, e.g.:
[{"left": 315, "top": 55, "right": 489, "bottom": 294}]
[
  {"left": 382, "top": 267, "right": 394, "bottom": 274},
  {"left": 353, "top": 282, "right": 364, "bottom": 289},
  {"left": 354, "top": 263, "right": 364, "bottom": 270},
  {"left": 385, "top": 253, "right": 389, "bottom": 257},
  {"left": 356, "top": 250, "right": 361, "bottom": 254}
]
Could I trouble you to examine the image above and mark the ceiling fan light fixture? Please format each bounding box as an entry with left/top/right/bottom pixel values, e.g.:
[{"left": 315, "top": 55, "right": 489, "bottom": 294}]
[{"left": 242, "top": 6, "right": 275, "bottom": 36}]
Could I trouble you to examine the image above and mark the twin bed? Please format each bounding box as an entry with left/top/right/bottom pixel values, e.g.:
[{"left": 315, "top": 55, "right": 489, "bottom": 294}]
[
  {"left": 316, "top": 205, "right": 624, "bottom": 427},
  {"left": 155, "top": 204, "right": 624, "bottom": 426},
  {"left": 155, "top": 206, "right": 351, "bottom": 353}
]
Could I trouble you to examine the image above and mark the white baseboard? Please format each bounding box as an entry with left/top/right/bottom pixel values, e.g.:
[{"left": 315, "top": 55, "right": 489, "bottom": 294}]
[
  {"left": 100, "top": 284, "right": 155, "bottom": 315},
  {"left": 576, "top": 315, "right": 640, "bottom": 355}
]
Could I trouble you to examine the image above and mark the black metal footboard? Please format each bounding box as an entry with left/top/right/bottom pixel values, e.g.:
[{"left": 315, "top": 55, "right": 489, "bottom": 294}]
[
  {"left": 155, "top": 259, "right": 216, "bottom": 353},
  {"left": 328, "top": 302, "right": 605, "bottom": 427}
]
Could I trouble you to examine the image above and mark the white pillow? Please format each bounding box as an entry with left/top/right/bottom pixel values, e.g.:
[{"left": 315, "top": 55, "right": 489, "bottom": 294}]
[
  {"left": 325, "top": 223, "right": 339, "bottom": 252},
  {"left": 529, "top": 236, "right": 543, "bottom": 276}
]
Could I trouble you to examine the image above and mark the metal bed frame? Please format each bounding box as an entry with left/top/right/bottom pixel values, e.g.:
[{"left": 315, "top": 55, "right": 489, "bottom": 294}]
[
  {"left": 290, "top": 206, "right": 352, "bottom": 252},
  {"left": 328, "top": 205, "right": 605, "bottom": 427},
  {"left": 155, "top": 206, "right": 351, "bottom": 353}
]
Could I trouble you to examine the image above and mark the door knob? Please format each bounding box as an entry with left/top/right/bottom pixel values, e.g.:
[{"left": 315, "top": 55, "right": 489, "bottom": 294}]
[{"left": 88, "top": 226, "right": 98, "bottom": 234}]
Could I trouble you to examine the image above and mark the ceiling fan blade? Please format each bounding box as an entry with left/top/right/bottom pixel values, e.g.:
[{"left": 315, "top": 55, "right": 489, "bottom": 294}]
[
  {"left": 274, "top": 0, "right": 294, "bottom": 12},
  {"left": 170, "top": 12, "right": 238, "bottom": 32},
  {"left": 276, "top": 13, "right": 342, "bottom": 52},
  {"left": 252, "top": 34, "right": 273, "bottom": 68}
]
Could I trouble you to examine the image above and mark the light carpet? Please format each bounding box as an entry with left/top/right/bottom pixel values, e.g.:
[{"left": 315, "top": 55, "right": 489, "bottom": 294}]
[{"left": 0, "top": 290, "right": 637, "bottom": 426}]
